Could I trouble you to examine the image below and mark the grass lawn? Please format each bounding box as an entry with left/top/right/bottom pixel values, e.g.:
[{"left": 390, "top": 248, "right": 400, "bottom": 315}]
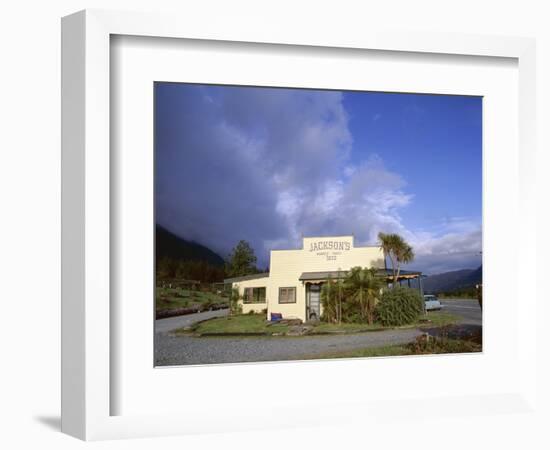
[
  {"left": 156, "top": 286, "right": 228, "bottom": 312},
  {"left": 314, "top": 311, "right": 460, "bottom": 333},
  {"left": 301, "top": 337, "right": 481, "bottom": 360},
  {"left": 413, "top": 311, "right": 461, "bottom": 328},
  {"left": 305, "top": 345, "right": 415, "bottom": 359},
  {"left": 177, "top": 313, "right": 290, "bottom": 335},
  {"left": 311, "top": 322, "right": 385, "bottom": 333},
  {"left": 179, "top": 310, "right": 461, "bottom": 336}
]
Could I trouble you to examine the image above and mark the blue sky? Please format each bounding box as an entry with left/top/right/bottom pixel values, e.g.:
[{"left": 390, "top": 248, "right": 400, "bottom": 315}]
[
  {"left": 344, "top": 92, "right": 482, "bottom": 233},
  {"left": 155, "top": 83, "right": 482, "bottom": 275}
]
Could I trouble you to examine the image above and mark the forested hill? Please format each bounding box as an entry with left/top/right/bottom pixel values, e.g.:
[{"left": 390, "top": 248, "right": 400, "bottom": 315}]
[
  {"left": 423, "top": 265, "right": 482, "bottom": 294},
  {"left": 155, "top": 225, "right": 224, "bottom": 266}
]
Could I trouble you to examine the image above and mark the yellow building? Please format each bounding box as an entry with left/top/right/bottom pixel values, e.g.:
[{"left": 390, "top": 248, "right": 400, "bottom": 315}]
[{"left": 225, "top": 235, "right": 420, "bottom": 322}]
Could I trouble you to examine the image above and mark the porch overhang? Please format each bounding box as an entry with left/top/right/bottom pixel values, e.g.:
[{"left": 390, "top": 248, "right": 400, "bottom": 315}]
[{"left": 298, "top": 268, "right": 423, "bottom": 282}]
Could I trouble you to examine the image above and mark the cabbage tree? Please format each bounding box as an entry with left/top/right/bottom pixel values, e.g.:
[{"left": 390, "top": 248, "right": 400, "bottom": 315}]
[
  {"left": 344, "top": 267, "right": 383, "bottom": 324},
  {"left": 378, "top": 232, "right": 415, "bottom": 285}
]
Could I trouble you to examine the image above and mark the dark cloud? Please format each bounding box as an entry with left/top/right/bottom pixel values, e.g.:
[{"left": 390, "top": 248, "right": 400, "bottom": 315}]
[
  {"left": 155, "top": 84, "right": 481, "bottom": 270},
  {"left": 155, "top": 85, "right": 289, "bottom": 261}
]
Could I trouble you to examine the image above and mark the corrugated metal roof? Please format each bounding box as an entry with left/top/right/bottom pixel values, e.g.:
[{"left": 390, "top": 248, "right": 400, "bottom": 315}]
[
  {"left": 299, "top": 268, "right": 422, "bottom": 281},
  {"left": 225, "top": 269, "right": 422, "bottom": 283}
]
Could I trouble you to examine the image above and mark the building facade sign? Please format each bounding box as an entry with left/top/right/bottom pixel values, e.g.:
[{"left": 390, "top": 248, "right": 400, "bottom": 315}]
[
  {"left": 227, "top": 235, "right": 386, "bottom": 322},
  {"left": 309, "top": 239, "right": 352, "bottom": 261}
]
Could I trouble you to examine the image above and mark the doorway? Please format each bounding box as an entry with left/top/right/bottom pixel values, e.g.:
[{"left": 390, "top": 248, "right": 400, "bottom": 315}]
[{"left": 307, "top": 284, "right": 321, "bottom": 321}]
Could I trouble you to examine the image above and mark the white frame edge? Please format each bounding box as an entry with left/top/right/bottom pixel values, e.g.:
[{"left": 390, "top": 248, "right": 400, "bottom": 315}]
[
  {"left": 61, "top": 9, "right": 537, "bottom": 441},
  {"left": 61, "top": 10, "right": 86, "bottom": 440}
]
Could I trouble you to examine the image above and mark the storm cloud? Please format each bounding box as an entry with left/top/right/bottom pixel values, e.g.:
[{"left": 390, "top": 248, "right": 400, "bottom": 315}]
[{"left": 155, "top": 84, "right": 481, "bottom": 274}]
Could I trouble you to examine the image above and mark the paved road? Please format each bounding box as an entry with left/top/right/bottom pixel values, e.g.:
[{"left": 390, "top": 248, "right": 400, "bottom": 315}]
[
  {"left": 440, "top": 298, "right": 482, "bottom": 326},
  {"left": 155, "top": 328, "right": 422, "bottom": 366},
  {"left": 155, "top": 308, "right": 229, "bottom": 334}
]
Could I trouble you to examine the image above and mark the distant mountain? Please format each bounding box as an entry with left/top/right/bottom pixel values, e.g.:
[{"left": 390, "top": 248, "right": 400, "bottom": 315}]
[
  {"left": 155, "top": 225, "right": 224, "bottom": 266},
  {"left": 423, "top": 266, "right": 482, "bottom": 294},
  {"left": 460, "top": 265, "right": 482, "bottom": 287}
]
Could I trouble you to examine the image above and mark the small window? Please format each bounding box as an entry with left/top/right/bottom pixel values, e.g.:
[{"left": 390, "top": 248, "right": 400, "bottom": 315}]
[
  {"left": 278, "top": 287, "right": 296, "bottom": 304},
  {"left": 243, "top": 287, "right": 266, "bottom": 304}
]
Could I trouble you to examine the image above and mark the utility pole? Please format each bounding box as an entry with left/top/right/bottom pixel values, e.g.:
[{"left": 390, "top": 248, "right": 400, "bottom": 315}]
[{"left": 337, "top": 267, "right": 342, "bottom": 325}]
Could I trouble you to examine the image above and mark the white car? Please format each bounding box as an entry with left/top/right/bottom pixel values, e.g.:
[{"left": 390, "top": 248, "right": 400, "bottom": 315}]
[{"left": 424, "top": 294, "right": 442, "bottom": 311}]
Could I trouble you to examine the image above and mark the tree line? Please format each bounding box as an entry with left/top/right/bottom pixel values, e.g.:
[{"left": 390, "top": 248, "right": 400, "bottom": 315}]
[
  {"left": 156, "top": 239, "right": 264, "bottom": 284},
  {"left": 156, "top": 257, "right": 225, "bottom": 283},
  {"left": 156, "top": 232, "right": 417, "bottom": 292}
]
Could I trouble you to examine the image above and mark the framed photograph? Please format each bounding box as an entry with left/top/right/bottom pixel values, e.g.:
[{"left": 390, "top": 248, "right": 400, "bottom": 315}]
[
  {"left": 62, "top": 9, "right": 537, "bottom": 441},
  {"left": 153, "top": 82, "right": 484, "bottom": 367}
]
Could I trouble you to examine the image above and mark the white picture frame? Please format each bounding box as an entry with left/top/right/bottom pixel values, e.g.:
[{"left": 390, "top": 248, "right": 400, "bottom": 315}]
[{"left": 61, "top": 9, "right": 537, "bottom": 441}]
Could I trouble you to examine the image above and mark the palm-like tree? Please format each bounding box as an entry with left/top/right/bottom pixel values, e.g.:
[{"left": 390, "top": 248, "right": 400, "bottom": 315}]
[
  {"left": 321, "top": 276, "right": 338, "bottom": 323},
  {"left": 378, "top": 232, "right": 415, "bottom": 285},
  {"left": 321, "top": 273, "right": 347, "bottom": 324},
  {"left": 344, "top": 267, "right": 383, "bottom": 324},
  {"left": 395, "top": 243, "right": 414, "bottom": 281}
]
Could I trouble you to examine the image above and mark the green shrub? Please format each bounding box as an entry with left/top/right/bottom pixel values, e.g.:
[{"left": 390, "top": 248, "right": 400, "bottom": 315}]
[
  {"left": 202, "top": 299, "right": 214, "bottom": 310},
  {"left": 341, "top": 311, "right": 362, "bottom": 324},
  {"left": 407, "top": 334, "right": 481, "bottom": 354},
  {"left": 375, "top": 287, "right": 423, "bottom": 326},
  {"left": 229, "top": 287, "right": 243, "bottom": 315}
]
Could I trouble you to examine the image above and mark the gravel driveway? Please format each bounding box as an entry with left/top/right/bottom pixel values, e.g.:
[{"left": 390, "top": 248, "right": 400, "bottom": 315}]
[
  {"left": 155, "top": 308, "right": 229, "bottom": 334},
  {"left": 155, "top": 328, "right": 422, "bottom": 366},
  {"left": 154, "top": 300, "right": 482, "bottom": 366}
]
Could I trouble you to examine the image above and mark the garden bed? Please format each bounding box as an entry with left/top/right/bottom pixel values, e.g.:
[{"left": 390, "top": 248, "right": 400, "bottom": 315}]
[
  {"left": 175, "top": 313, "right": 290, "bottom": 336},
  {"left": 155, "top": 286, "right": 228, "bottom": 319},
  {"left": 174, "top": 311, "right": 460, "bottom": 336},
  {"left": 300, "top": 336, "right": 481, "bottom": 360},
  {"left": 301, "top": 327, "right": 482, "bottom": 360}
]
